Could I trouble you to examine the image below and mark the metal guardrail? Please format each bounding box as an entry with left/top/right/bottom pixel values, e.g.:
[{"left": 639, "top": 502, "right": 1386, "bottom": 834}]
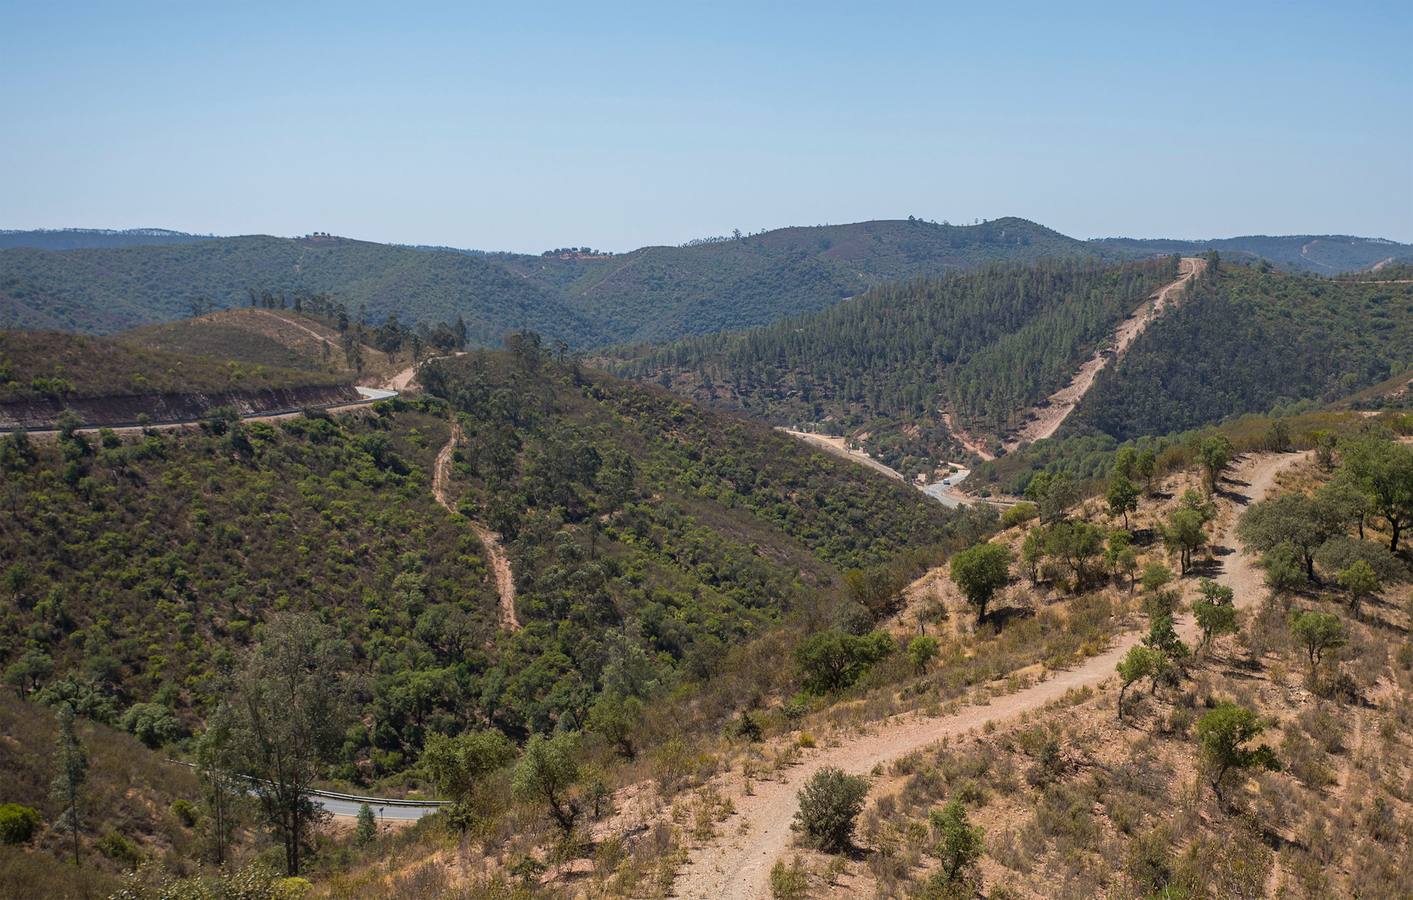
[
  {"left": 4, "top": 390, "right": 393, "bottom": 435},
  {"left": 167, "top": 759, "right": 449, "bottom": 808}
]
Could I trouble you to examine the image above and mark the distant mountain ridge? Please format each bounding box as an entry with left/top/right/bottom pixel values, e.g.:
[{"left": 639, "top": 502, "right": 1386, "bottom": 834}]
[
  {"left": 2, "top": 218, "right": 1407, "bottom": 342},
  {"left": 0, "top": 227, "right": 216, "bottom": 251},
  {"left": 1093, "top": 233, "right": 1411, "bottom": 273}
]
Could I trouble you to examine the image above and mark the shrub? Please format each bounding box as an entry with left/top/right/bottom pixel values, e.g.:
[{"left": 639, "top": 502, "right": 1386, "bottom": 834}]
[
  {"left": 769, "top": 855, "right": 809, "bottom": 899},
  {"left": 930, "top": 799, "right": 984, "bottom": 884},
  {"left": 794, "top": 767, "right": 870, "bottom": 852},
  {"left": 169, "top": 799, "right": 199, "bottom": 828},
  {"left": 96, "top": 831, "right": 144, "bottom": 869},
  {"left": 0, "top": 804, "right": 41, "bottom": 845},
  {"left": 1000, "top": 503, "right": 1038, "bottom": 529}
]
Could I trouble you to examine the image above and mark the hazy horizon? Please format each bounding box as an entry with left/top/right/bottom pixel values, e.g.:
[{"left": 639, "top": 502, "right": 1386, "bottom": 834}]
[
  {"left": 3, "top": 1, "right": 1410, "bottom": 252},
  {"left": 1, "top": 216, "right": 1411, "bottom": 257}
]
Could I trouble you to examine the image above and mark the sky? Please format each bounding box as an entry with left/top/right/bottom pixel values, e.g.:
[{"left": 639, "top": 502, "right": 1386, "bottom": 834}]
[{"left": 2, "top": 1, "right": 1410, "bottom": 252}]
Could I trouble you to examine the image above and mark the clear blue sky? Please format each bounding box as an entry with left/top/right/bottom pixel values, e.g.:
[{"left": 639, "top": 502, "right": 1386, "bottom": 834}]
[{"left": 2, "top": 1, "right": 1410, "bottom": 251}]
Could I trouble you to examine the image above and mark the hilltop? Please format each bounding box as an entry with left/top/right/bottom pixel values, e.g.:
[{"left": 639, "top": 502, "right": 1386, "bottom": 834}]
[
  {"left": 0, "top": 228, "right": 215, "bottom": 251},
  {"left": 1095, "top": 233, "right": 1413, "bottom": 274},
  {"left": 3, "top": 219, "right": 1405, "bottom": 345},
  {"left": 608, "top": 256, "right": 1412, "bottom": 478}
]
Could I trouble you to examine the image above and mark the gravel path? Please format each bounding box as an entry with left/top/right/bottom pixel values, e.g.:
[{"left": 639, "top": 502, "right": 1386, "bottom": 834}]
[{"left": 672, "top": 449, "right": 1302, "bottom": 899}]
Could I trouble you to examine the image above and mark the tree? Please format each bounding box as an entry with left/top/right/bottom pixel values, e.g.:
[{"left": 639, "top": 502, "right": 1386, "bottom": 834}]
[
  {"left": 1135, "top": 447, "right": 1158, "bottom": 495},
  {"left": 1046, "top": 520, "right": 1104, "bottom": 590},
  {"left": 1116, "top": 646, "right": 1165, "bottom": 720},
  {"left": 1107, "top": 475, "right": 1139, "bottom": 529},
  {"left": 586, "top": 692, "right": 644, "bottom": 758},
  {"left": 1335, "top": 559, "right": 1380, "bottom": 615},
  {"left": 3, "top": 648, "right": 53, "bottom": 695},
  {"left": 1025, "top": 472, "right": 1075, "bottom": 525},
  {"left": 226, "top": 614, "right": 349, "bottom": 876},
  {"left": 51, "top": 704, "right": 88, "bottom": 866},
  {"left": 1238, "top": 493, "right": 1341, "bottom": 582},
  {"left": 120, "top": 702, "right": 184, "bottom": 748},
  {"left": 355, "top": 803, "right": 377, "bottom": 847},
  {"left": 929, "top": 799, "right": 984, "bottom": 884},
  {"left": 1192, "top": 580, "right": 1238, "bottom": 651},
  {"left": 949, "top": 542, "right": 1012, "bottom": 624},
  {"left": 793, "top": 767, "right": 869, "bottom": 853},
  {"left": 1195, "top": 703, "right": 1278, "bottom": 805},
  {"left": 1261, "top": 543, "right": 1306, "bottom": 595},
  {"left": 907, "top": 635, "right": 939, "bottom": 672},
  {"left": 421, "top": 728, "right": 517, "bottom": 826},
  {"left": 194, "top": 704, "right": 243, "bottom": 866},
  {"left": 1198, "top": 435, "right": 1233, "bottom": 496},
  {"left": 1288, "top": 610, "right": 1345, "bottom": 674},
  {"left": 512, "top": 731, "right": 581, "bottom": 833},
  {"left": 1020, "top": 528, "right": 1045, "bottom": 584},
  {"left": 795, "top": 630, "right": 894, "bottom": 693},
  {"left": 1163, "top": 507, "right": 1207, "bottom": 574},
  {"left": 1140, "top": 562, "right": 1173, "bottom": 594},
  {"left": 1341, "top": 437, "right": 1413, "bottom": 552}
]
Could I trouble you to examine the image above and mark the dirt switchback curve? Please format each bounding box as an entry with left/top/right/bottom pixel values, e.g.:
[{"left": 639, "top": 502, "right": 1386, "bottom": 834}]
[
  {"left": 433, "top": 423, "right": 520, "bottom": 631},
  {"left": 672, "top": 449, "right": 1304, "bottom": 899}
]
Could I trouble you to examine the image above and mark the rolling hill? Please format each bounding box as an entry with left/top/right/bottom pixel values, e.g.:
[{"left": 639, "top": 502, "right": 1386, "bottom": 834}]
[
  {"left": 1094, "top": 233, "right": 1412, "bottom": 273},
  {"left": 607, "top": 255, "right": 1413, "bottom": 476},
  {"left": 0, "top": 227, "right": 215, "bottom": 251},
  {"left": 604, "top": 257, "right": 1181, "bottom": 474},
  {"left": 0, "top": 234, "right": 594, "bottom": 344}
]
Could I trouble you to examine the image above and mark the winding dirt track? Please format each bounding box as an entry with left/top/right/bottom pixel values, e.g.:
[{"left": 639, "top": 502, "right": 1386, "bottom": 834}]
[
  {"left": 1003, "top": 257, "right": 1205, "bottom": 451},
  {"left": 433, "top": 423, "right": 520, "bottom": 631},
  {"left": 673, "top": 450, "right": 1303, "bottom": 899}
]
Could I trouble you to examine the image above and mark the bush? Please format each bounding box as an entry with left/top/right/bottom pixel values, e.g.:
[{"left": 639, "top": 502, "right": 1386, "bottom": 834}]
[
  {"left": 769, "top": 855, "right": 809, "bottom": 899},
  {"left": 169, "top": 799, "right": 199, "bottom": 828},
  {"left": 1000, "top": 503, "right": 1038, "bottom": 529},
  {"left": 0, "top": 804, "right": 40, "bottom": 845},
  {"left": 96, "top": 831, "right": 144, "bottom": 869},
  {"left": 793, "top": 767, "right": 869, "bottom": 852}
]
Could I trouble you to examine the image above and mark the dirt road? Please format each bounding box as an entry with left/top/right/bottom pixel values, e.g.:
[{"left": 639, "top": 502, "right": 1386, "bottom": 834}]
[
  {"left": 432, "top": 424, "right": 520, "bottom": 631},
  {"left": 672, "top": 449, "right": 1301, "bottom": 899},
  {"left": 780, "top": 430, "right": 907, "bottom": 483},
  {"left": 1003, "top": 257, "right": 1205, "bottom": 451}
]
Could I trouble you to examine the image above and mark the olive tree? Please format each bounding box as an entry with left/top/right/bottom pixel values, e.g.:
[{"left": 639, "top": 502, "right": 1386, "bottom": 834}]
[
  {"left": 1195, "top": 703, "right": 1278, "bottom": 805},
  {"left": 950, "top": 542, "right": 1012, "bottom": 624}
]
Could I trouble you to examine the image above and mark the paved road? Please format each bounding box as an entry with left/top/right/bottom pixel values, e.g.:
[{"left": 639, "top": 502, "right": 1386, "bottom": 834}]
[{"left": 307, "top": 790, "right": 446, "bottom": 821}]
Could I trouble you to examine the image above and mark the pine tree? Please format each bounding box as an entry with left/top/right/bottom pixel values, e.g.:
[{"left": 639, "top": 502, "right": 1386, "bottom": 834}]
[{"left": 51, "top": 704, "right": 88, "bottom": 866}]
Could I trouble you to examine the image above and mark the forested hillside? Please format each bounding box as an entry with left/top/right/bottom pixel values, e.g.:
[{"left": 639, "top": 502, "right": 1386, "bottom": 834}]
[
  {"left": 0, "top": 228, "right": 215, "bottom": 251},
  {"left": 0, "top": 218, "right": 1101, "bottom": 344},
  {"left": 606, "top": 258, "right": 1178, "bottom": 472},
  {"left": 0, "top": 330, "right": 348, "bottom": 403},
  {"left": 0, "top": 347, "right": 967, "bottom": 792},
  {"left": 1071, "top": 260, "right": 1413, "bottom": 441},
  {"left": 0, "top": 235, "right": 593, "bottom": 344},
  {"left": 1094, "top": 233, "right": 1411, "bottom": 273},
  {"left": 495, "top": 217, "right": 1100, "bottom": 343}
]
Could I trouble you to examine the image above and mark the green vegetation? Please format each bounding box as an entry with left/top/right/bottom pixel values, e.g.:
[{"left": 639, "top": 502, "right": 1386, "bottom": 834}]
[
  {"left": 610, "top": 258, "right": 1176, "bottom": 472},
  {"left": 1073, "top": 262, "right": 1413, "bottom": 441},
  {"left": 0, "top": 330, "right": 347, "bottom": 403},
  {"left": 0, "top": 235, "right": 593, "bottom": 344},
  {"left": 1, "top": 346, "right": 965, "bottom": 800},
  {"left": 1093, "top": 233, "right": 1411, "bottom": 273},
  {"left": 1194, "top": 703, "right": 1278, "bottom": 805},
  {"left": 793, "top": 766, "right": 870, "bottom": 852}
]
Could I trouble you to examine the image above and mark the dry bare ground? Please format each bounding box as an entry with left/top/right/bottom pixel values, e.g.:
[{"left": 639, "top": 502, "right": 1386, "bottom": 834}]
[
  {"left": 780, "top": 429, "right": 908, "bottom": 483},
  {"left": 1002, "top": 257, "right": 1206, "bottom": 451},
  {"left": 433, "top": 423, "right": 521, "bottom": 631},
  {"left": 671, "top": 449, "right": 1304, "bottom": 899}
]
